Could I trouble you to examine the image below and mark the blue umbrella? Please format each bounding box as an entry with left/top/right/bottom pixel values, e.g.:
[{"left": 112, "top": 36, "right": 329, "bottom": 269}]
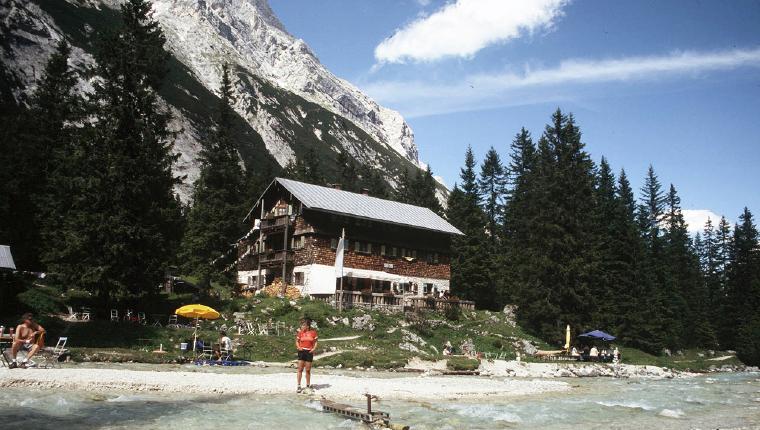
[{"left": 578, "top": 330, "right": 616, "bottom": 341}]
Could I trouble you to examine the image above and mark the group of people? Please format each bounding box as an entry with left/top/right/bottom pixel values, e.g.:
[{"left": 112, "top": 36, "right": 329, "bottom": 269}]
[
  {"left": 190, "top": 331, "right": 233, "bottom": 360},
  {"left": 2, "top": 313, "right": 46, "bottom": 369},
  {"left": 571, "top": 345, "right": 621, "bottom": 363}
]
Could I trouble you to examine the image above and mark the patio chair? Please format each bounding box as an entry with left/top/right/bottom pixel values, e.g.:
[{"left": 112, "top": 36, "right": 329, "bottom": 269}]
[
  {"left": 38, "top": 337, "right": 68, "bottom": 368},
  {"left": 124, "top": 309, "right": 134, "bottom": 322},
  {"left": 66, "top": 306, "right": 79, "bottom": 321},
  {"left": 80, "top": 308, "right": 91, "bottom": 321},
  {"left": 151, "top": 314, "right": 163, "bottom": 327},
  {"left": 110, "top": 309, "right": 119, "bottom": 322},
  {"left": 137, "top": 312, "right": 147, "bottom": 325},
  {"left": 167, "top": 314, "right": 178, "bottom": 328},
  {"left": 198, "top": 345, "right": 214, "bottom": 361},
  {"left": 219, "top": 346, "right": 233, "bottom": 362}
]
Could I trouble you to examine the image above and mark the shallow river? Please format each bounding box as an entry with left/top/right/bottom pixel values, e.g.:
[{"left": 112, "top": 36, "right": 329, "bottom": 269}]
[{"left": 1, "top": 369, "right": 758, "bottom": 429}]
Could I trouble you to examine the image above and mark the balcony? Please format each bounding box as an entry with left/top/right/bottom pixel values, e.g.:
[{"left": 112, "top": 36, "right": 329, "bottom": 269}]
[
  {"left": 259, "top": 215, "right": 291, "bottom": 234},
  {"left": 256, "top": 250, "right": 293, "bottom": 267}
]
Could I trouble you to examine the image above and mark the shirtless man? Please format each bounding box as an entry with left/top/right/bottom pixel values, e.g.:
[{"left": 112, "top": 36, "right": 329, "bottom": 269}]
[{"left": 9, "top": 313, "right": 46, "bottom": 369}]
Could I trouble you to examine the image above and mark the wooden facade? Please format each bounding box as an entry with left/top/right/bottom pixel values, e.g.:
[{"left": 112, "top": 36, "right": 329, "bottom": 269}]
[{"left": 237, "top": 178, "right": 471, "bottom": 309}]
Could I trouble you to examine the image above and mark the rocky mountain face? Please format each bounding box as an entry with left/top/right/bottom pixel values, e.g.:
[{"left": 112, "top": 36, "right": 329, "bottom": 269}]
[{"left": 0, "top": 0, "right": 422, "bottom": 200}]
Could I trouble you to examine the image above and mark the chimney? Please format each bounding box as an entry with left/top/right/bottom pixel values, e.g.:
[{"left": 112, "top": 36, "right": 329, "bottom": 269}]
[{"left": 360, "top": 188, "right": 370, "bottom": 196}]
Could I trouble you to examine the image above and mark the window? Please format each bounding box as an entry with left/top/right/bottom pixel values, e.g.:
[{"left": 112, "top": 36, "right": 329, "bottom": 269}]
[
  {"left": 330, "top": 238, "right": 338, "bottom": 250},
  {"left": 291, "top": 236, "right": 305, "bottom": 250},
  {"left": 426, "top": 252, "right": 439, "bottom": 264},
  {"left": 401, "top": 248, "right": 416, "bottom": 258},
  {"left": 388, "top": 247, "right": 398, "bottom": 257},
  {"left": 380, "top": 245, "right": 386, "bottom": 256},
  {"left": 294, "top": 272, "right": 305, "bottom": 286},
  {"left": 355, "top": 241, "right": 372, "bottom": 254}
]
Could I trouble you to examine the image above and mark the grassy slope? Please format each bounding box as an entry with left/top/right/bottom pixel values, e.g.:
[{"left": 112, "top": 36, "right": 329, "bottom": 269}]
[{"left": 31, "top": 295, "right": 741, "bottom": 372}]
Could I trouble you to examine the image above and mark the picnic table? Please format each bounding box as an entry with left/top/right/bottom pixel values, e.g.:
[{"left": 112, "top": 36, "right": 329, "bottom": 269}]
[{"left": 0, "top": 334, "right": 13, "bottom": 367}]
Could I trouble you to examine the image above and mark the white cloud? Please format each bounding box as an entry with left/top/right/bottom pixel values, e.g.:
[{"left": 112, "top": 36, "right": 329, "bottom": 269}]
[
  {"left": 363, "top": 47, "right": 760, "bottom": 117},
  {"left": 682, "top": 209, "right": 722, "bottom": 235},
  {"left": 375, "top": 0, "right": 568, "bottom": 63}
]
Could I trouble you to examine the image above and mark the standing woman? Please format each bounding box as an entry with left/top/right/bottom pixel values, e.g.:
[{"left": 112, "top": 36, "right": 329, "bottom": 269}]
[{"left": 295, "top": 317, "right": 318, "bottom": 393}]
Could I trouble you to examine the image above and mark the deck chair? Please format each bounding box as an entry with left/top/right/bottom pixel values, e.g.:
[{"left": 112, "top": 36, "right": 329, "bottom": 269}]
[
  {"left": 38, "top": 337, "right": 68, "bottom": 368},
  {"left": 110, "top": 309, "right": 119, "bottom": 322},
  {"left": 137, "top": 312, "right": 147, "bottom": 325},
  {"left": 219, "top": 347, "right": 233, "bottom": 362},
  {"left": 80, "top": 308, "right": 91, "bottom": 321},
  {"left": 198, "top": 345, "right": 214, "bottom": 361},
  {"left": 167, "top": 314, "right": 178, "bottom": 328},
  {"left": 123, "top": 309, "right": 134, "bottom": 322},
  {"left": 66, "top": 306, "right": 79, "bottom": 321}
]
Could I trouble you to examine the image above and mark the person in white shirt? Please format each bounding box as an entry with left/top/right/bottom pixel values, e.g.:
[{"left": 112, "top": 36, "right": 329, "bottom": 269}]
[
  {"left": 216, "top": 331, "right": 232, "bottom": 360},
  {"left": 589, "top": 346, "right": 599, "bottom": 361}
]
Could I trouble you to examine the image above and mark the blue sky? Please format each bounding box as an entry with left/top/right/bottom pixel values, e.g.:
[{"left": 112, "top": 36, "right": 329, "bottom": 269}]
[{"left": 269, "top": 0, "right": 760, "bottom": 231}]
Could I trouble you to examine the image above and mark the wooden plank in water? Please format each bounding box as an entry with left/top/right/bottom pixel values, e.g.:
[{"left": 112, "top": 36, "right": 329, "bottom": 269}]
[{"left": 320, "top": 399, "right": 389, "bottom": 424}]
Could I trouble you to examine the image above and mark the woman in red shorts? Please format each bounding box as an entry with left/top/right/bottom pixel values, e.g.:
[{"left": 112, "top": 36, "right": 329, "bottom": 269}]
[{"left": 295, "top": 317, "right": 318, "bottom": 393}]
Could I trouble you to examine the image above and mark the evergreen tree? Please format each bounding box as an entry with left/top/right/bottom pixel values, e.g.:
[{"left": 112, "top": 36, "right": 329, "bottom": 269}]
[
  {"left": 283, "top": 148, "right": 324, "bottom": 185},
  {"left": 663, "top": 184, "right": 715, "bottom": 347},
  {"left": 53, "top": 0, "right": 183, "bottom": 298},
  {"left": 415, "top": 166, "right": 444, "bottom": 215},
  {"left": 395, "top": 170, "right": 415, "bottom": 204},
  {"left": 336, "top": 150, "right": 359, "bottom": 192},
  {"left": 511, "top": 110, "right": 599, "bottom": 342},
  {"left": 447, "top": 147, "right": 492, "bottom": 308},
  {"left": 723, "top": 208, "right": 760, "bottom": 353},
  {"left": 699, "top": 218, "right": 723, "bottom": 322},
  {"left": 357, "top": 164, "right": 390, "bottom": 199},
  {"left": 502, "top": 129, "right": 536, "bottom": 303},
  {"left": 0, "top": 40, "right": 81, "bottom": 270},
  {"left": 478, "top": 147, "right": 507, "bottom": 242},
  {"left": 614, "top": 170, "right": 666, "bottom": 353},
  {"left": 180, "top": 64, "right": 247, "bottom": 290}
]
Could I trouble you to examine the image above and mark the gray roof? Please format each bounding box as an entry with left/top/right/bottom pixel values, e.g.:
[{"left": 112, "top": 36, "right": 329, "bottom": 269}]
[
  {"left": 274, "top": 178, "right": 463, "bottom": 235},
  {"left": 0, "top": 245, "right": 16, "bottom": 270}
]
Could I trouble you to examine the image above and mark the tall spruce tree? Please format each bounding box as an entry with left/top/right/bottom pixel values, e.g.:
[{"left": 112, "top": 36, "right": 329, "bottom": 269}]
[
  {"left": 502, "top": 129, "right": 536, "bottom": 303},
  {"left": 511, "top": 110, "right": 599, "bottom": 342},
  {"left": 478, "top": 147, "right": 507, "bottom": 243},
  {"left": 1, "top": 40, "right": 82, "bottom": 270},
  {"left": 614, "top": 170, "right": 666, "bottom": 352},
  {"left": 55, "top": 0, "right": 183, "bottom": 298},
  {"left": 723, "top": 208, "right": 760, "bottom": 355},
  {"left": 699, "top": 218, "right": 723, "bottom": 324},
  {"left": 447, "top": 147, "right": 492, "bottom": 308},
  {"left": 663, "top": 184, "right": 715, "bottom": 347},
  {"left": 180, "top": 64, "right": 246, "bottom": 290},
  {"left": 336, "top": 150, "right": 359, "bottom": 192}
]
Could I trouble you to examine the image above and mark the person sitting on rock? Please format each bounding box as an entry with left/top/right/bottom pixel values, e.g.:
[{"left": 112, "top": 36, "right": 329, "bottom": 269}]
[{"left": 9, "top": 313, "right": 46, "bottom": 369}]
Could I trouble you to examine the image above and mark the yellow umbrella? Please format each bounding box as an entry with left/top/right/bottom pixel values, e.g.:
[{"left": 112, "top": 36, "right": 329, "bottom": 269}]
[
  {"left": 176, "top": 304, "right": 220, "bottom": 320},
  {"left": 175, "top": 304, "right": 220, "bottom": 352},
  {"left": 564, "top": 324, "right": 571, "bottom": 352}
]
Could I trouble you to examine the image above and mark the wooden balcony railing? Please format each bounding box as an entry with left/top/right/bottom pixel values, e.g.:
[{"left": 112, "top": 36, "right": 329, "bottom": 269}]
[{"left": 259, "top": 216, "right": 290, "bottom": 232}]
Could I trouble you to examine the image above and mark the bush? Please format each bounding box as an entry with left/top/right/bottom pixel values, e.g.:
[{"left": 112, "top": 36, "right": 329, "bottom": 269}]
[
  {"left": 446, "top": 356, "right": 480, "bottom": 371},
  {"left": 300, "top": 301, "right": 331, "bottom": 326},
  {"left": 444, "top": 305, "right": 461, "bottom": 321},
  {"left": 736, "top": 317, "right": 760, "bottom": 366},
  {"left": 17, "top": 285, "right": 64, "bottom": 315},
  {"left": 270, "top": 301, "right": 296, "bottom": 318}
]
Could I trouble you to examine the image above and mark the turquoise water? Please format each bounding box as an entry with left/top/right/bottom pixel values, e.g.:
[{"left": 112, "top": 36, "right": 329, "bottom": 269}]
[{"left": 1, "top": 372, "right": 758, "bottom": 429}]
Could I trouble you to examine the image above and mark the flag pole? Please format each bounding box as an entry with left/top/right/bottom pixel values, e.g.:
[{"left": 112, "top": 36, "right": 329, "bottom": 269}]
[{"left": 338, "top": 228, "right": 345, "bottom": 313}]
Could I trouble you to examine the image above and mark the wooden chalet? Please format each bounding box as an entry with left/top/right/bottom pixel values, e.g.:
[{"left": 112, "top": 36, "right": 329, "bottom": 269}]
[{"left": 237, "top": 178, "right": 473, "bottom": 310}]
